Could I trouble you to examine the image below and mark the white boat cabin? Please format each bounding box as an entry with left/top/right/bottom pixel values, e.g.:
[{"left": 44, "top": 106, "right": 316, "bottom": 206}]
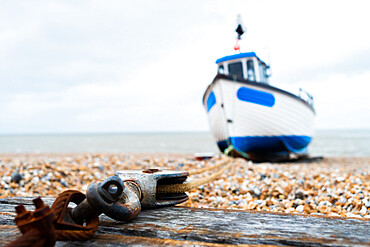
[{"left": 216, "top": 52, "right": 270, "bottom": 84}]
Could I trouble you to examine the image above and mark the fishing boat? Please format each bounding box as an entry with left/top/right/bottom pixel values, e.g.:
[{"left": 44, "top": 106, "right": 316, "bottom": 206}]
[{"left": 202, "top": 21, "right": 315, "bottom": 161}]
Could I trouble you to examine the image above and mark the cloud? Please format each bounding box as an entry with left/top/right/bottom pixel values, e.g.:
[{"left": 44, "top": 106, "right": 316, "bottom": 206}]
[{"left": 0, "top": 0, "right": 370, "bottom": 134}]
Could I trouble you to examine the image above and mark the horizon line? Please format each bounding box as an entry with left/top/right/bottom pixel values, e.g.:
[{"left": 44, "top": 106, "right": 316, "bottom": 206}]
[{"left": 0, "top": 128, "right": 370, "bottom": 136}]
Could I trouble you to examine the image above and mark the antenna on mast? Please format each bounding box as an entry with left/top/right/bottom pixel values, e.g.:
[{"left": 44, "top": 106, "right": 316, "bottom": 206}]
[{"left": 234, "top": 15, "right": 245, "bottom": 52}]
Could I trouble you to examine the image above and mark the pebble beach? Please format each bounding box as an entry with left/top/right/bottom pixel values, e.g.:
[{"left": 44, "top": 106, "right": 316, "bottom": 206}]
[{"left": 0, "top": 153, "right": 369, "bottom": 219}]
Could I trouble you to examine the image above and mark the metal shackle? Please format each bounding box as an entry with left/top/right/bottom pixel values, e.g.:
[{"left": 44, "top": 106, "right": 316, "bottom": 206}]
[{"left": 85, "top": 175, "right": 141, "bottom": 221}]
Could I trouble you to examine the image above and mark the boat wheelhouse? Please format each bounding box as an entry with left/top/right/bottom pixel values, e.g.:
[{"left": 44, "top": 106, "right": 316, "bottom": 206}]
[{"left": 216, "top": 52, "right": 270, "bottom": 84}]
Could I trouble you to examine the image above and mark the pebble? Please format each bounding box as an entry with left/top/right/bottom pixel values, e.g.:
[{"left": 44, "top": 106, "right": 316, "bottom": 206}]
[
  {"left": 363, "top": 198, "right": 370, "bottom": 208},
  {"left": 0, "top": 154, "right": 369, "bottom": 219},
  {"left": 11, "top": 172, "right": 22, "bottom": 183},
  {"left": 296, "top": 205, "right": 304, "bottom": 213},
  {"left": 253, "top": 187, "right": 261, "bottom": 196},
  {"left": 359, "top": 206, "right": 367, "bottom": 215},
  {"left": 295, "top": 191, "right": 305, "bottom": 200}
]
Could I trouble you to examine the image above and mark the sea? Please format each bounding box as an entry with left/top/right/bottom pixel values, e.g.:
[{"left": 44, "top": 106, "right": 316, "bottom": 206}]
[{"left": 0, "top": 129, "right": 369, "bottom": 157}]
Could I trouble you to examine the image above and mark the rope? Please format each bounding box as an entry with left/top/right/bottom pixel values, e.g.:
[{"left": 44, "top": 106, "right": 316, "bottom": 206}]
[
  {"left": 157, "top": 159, "right": 233, "bottom": 194},
  {"left": 188, "top": 158, "right": 230, "bottom": 175},
  {"left": 51, "top": 190, "right": 76, "bottom": 221},
  {"left": 51, "top": 190, "right": 99, "bottom": 241}
]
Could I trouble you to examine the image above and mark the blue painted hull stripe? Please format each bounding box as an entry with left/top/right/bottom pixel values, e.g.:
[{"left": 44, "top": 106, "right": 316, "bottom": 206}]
[
  {"left": 237, "top": 87, "right": 275, "bottom": 107},
  {"left": 206, "top": 91, "right": 216, "bottom": 112},
  {"left": 217, "top": 135, "right": 312, "bottom": 155}
]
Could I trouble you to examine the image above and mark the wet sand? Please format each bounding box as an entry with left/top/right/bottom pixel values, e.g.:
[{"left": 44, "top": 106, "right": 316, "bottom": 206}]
[{"left": 0, "top": 153, "right": 369, "bottom": 218}]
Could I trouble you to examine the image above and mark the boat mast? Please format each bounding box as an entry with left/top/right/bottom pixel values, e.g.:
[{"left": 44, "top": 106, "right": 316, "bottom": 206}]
[{"left": 234, "top": 15, "right": 245, "bottom": 52}]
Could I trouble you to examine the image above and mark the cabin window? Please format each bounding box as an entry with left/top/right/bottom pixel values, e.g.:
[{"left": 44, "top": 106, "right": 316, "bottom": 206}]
[
  {"left": 259, "top": 65, "right": 266, "bottom": 83},
  {"left": 228, "top": 62, "right": 243, "bottom": 79},
  {"left": 218, "top": 65, "right": 225, "bottom": 74},
  {"left": 246, "top": 60, "right": 255, "bottom": 81},
  {"left": 262, "top": 66, "right": 269, "bottom": 83}
]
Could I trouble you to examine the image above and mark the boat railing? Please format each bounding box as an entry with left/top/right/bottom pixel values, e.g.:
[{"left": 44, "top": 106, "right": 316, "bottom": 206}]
[{"left": 298, "top": 88, "right": 314, "bottom": 107}]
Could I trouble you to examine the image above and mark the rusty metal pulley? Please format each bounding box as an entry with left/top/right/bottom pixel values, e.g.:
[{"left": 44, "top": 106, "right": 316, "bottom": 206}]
[
  {"left": 68, "top": 169, "right": 189, "bottom": 222},
  {"left": 115, "top": 169, "right": 189, "bottom": 209},
  {"left": 60, "top": 169, "right": 190, "bottom": 224}
]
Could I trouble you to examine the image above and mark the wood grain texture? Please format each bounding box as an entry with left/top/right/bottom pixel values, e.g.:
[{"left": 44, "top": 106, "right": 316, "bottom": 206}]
[{"left": 0, "top": 197, "right": 369, "bottom": 246}]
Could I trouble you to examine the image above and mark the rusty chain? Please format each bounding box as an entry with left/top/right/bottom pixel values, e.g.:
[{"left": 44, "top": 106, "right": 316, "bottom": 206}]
[
  {"left": 6, "top": 191, "right": 99, "bottom": 247},
  {"left": 51, "top": 190, "right": 99, "bottom": 241}
]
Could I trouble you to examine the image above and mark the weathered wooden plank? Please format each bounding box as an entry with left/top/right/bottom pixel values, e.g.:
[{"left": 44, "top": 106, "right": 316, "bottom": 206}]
[{"left": 0, "top": 197, "right": 369, "bottom": 246}]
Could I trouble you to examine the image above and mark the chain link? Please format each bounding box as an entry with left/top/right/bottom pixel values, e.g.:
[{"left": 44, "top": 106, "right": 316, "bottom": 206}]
[{"left": 52, "top": 190, "right": 99, "bottom": 241}]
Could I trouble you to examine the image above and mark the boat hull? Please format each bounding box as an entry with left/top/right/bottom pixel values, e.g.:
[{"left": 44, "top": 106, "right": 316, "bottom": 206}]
[{"left": 203, "top": 74, "right": 315, "bottom": 161}]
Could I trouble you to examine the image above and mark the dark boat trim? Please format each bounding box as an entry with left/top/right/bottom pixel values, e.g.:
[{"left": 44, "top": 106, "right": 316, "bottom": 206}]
[{"left": 203, "top": 74, "right": 316, "bottom": 114}]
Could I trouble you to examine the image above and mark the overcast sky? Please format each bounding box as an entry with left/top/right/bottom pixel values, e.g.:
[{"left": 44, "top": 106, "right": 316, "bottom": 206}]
[{"left": 0, "top": 0, "right": 369, "bottom": 134}]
